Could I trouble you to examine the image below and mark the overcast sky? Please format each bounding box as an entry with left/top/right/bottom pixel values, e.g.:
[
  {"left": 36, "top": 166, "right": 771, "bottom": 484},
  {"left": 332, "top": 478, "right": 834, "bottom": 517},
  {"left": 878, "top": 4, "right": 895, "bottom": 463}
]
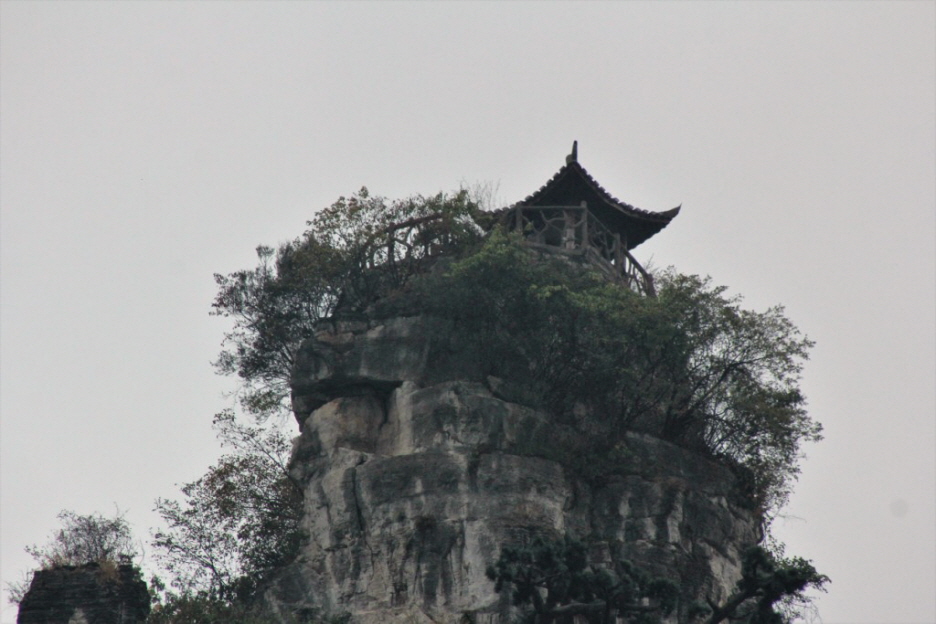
[{"left": 1, "top": 3, "right": 934, "bottom": 623}]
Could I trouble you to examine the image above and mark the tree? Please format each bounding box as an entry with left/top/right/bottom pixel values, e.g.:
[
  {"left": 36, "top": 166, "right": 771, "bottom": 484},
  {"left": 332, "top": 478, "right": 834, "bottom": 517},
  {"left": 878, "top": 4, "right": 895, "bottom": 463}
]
[
  {"left": 25, "top": 508, "right": 139, "bottom": 568},
  {"left": 151, "top": 411, "right": 303, "bottom": 606},
  {"left": 415, "top": 231, "right": 821, "bottom": 517},
  {"left": 486, "top": 534, "right": 678, "bottom": 624},
  {"left": 699, "top": 547, "right": 829, "bottom": 624},
  {"left": 7, "top": 509, "right": 139, "bottom": 604},
  {"left": 210, "top": 187, "right": 484, "bottom": 420},
  {"left": 650, "top": 272, "right": 820, "bottom": 517}
]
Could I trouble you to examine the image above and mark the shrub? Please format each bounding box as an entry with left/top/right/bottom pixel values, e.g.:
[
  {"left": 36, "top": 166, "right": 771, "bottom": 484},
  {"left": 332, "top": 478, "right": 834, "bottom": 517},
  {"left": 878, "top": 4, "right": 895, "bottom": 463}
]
[{"left": 7, "top": 509, "right": 139, "bottom": 605}]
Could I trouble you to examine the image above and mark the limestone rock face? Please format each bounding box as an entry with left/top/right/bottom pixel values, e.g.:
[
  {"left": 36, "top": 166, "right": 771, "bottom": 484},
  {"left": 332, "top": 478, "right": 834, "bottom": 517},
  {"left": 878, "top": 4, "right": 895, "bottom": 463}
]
[
  {"left": 16, "top": 563, "right": 150, "bottom": 624},
  {"left": 271, "top": 315, "right": 759, "bottom": 623}
]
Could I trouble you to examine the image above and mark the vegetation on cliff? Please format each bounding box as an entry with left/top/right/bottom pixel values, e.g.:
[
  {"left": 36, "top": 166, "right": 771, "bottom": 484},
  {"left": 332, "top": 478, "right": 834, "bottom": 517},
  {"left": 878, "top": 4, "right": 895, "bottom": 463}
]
[
  {"left": 416, "top": 229, "right": 819, "bottom": 518},
  {"left": 150, "top": 412, "right": 303, "bottom": 606},
  {"left": 211, "top": 187, "right": 485, "bottom": 419},
  {"left": 7, "top": 509, "right": 139, "bottom": 605},
  {"left": 212, "top": 188, "right": 820, "bottom": 519}
]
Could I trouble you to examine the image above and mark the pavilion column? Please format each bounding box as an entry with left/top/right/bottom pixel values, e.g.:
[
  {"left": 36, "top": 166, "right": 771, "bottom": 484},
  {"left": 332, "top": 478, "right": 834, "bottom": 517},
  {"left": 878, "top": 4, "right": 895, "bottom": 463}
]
[{"left": 563, "top": 209, "right": 578, "bottom": 249}]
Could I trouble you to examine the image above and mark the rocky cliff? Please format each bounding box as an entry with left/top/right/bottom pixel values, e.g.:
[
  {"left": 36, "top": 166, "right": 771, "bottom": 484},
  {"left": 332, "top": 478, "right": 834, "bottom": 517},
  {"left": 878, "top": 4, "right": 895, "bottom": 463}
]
[{"left": 267, "top": 315, "right": 760, "bottom": 623}]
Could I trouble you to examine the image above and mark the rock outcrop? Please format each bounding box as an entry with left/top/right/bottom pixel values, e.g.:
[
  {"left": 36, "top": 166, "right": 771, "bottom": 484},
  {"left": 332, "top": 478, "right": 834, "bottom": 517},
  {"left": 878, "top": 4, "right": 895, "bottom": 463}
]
[
  {"left": 16, "top": 562, "right": 150, "bottom": 624},
  {"left": 268, "top": 315, "right": 760, "bottom": 623}
]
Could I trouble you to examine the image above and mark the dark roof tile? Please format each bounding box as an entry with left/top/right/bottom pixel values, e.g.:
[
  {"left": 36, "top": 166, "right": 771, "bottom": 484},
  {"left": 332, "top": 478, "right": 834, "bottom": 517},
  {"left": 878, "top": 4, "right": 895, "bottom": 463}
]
[{"left": 497, "top": 149, "right": 680, "bottom": 249}]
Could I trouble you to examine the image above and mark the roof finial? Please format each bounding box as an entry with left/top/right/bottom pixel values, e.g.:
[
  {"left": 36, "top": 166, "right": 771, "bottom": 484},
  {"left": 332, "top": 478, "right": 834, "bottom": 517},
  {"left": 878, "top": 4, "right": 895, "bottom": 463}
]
[{"left": 566, "top": 140, "right": 578, "bottom": 165}]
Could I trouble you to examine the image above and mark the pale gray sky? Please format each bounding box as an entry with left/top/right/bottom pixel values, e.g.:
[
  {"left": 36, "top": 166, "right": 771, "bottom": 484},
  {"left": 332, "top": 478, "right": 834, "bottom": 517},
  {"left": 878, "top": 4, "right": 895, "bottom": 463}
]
[{"left": 1, "top": 3, "right": 934, "bottom": 623}]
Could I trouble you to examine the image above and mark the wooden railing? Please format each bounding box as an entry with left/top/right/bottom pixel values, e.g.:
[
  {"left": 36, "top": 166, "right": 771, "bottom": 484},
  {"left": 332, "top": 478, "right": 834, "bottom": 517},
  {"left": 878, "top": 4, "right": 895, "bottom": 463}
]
[
  {"left": 339, "top": 213, "right": 464, "bottom": 311},
  {"left": 505, "top": 204, "right": 656, "bottom": 296},
  {"left": 339, "top": 205, "right": 656, "bottom": 313}
]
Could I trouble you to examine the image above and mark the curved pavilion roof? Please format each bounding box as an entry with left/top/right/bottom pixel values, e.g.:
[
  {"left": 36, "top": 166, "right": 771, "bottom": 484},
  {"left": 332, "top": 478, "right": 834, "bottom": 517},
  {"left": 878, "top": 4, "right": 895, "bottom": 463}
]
[{"left": 503, "top": 142, "right": 681, "bottom": 249}]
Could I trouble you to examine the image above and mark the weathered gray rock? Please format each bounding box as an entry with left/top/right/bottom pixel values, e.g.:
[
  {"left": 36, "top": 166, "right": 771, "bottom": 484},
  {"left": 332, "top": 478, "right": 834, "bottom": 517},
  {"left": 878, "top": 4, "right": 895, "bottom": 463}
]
[
  {"left": 290, "top": 316, "right": 531, "bottom": 427},
  {"left": 272, "top": 315, "right": 759, "bottom": 623},
  {"left": 16, "top": 563, "right": 150, "bottom": 624}
]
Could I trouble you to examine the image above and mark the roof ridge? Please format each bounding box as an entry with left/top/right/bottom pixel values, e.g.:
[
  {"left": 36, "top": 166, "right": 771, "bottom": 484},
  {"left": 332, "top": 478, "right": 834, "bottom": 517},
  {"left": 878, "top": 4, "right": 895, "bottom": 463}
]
[{"left": 513, "top": 160, "right": 678, "bottom": 221}]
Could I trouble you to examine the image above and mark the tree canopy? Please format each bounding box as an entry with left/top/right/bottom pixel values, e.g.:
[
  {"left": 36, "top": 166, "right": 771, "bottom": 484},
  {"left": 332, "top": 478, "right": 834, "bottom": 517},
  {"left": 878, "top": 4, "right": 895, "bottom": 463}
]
[
  {"left": 7, "top": 509, "right": 140, "bottom": 605},
  {"left": 701, "top": 546, "right": 828, "bottom": 624},
  {"left": 22, "top": 509, "right": 139, "bottom": 569},
  {"left": 151, "top": 411, "right": 303, "bottom": 605},
  {"left": 211, "top": 187, "right": 485, "bottom": 419}
]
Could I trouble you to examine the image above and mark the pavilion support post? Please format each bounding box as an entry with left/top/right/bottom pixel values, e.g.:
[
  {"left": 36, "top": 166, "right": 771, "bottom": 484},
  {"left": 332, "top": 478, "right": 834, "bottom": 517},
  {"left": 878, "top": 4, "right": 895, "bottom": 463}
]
[
  {"left": 563, "top": 209, "right": 577, "bottom": 249},
  {"left": 580, "top": 201, "right": 588, "bottom": 249}
]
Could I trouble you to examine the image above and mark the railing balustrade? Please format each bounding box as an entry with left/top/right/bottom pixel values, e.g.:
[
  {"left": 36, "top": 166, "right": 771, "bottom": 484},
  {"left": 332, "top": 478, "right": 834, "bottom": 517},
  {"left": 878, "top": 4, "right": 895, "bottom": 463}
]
[
  {"left": 341, "top": 206, "right": 656, "bottom": 313},
  {"left": 506, "top": 205, "right": 656, "bottom": 296}
]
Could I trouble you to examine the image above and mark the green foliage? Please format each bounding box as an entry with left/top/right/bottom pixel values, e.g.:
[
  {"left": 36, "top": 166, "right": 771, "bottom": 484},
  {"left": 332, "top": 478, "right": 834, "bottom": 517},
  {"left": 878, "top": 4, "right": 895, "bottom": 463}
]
[
  {"left": 486, "top": 534, "right": 678, "bottom": 623},
  {"left": 151, "top": 412, "right": 303, "bottom": 604},
  {"left": 211, "top": 187, "right": 484, "bottom": 419},
  {"left": 7, "top": 509, "right": 139, "bottom": 604},
  {"left": 653, "top": 273, "right": 821, "bottom": 516},
  {"left": 416, "top": 228, "right": 665, "bottom": 423},
  {"left": 701, "top": 546, "right": 829, "bottom": 624},
  {"left": 416, "top": 231, "right": 820, "bottom": 516},
  {"left": 23, "top": 509, "right": 139, "bottom": 569}
]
